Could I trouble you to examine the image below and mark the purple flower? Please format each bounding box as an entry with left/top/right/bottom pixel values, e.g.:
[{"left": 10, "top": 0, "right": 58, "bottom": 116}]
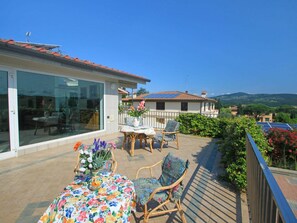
[{"left": 100, "top": 140, "right": 107, "bottom": 149}]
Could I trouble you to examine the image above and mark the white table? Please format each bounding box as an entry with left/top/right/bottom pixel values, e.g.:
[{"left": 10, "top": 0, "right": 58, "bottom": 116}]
[{"left": 120, "top": 125, "right": 156, "bottom": 156}]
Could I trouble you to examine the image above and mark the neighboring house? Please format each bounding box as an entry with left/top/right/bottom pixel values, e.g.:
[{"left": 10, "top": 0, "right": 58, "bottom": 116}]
[
  {"left": 123, "top": 91, "right": 218, "bottom": 117},
  {"left": 230, "top": 106, "right": 238, "bottom": 116},
  {"left": 0, "top": 39, "right": 150, "bottom": 160},
  {"left": 258, "top": 113, "right": 273, "bottom": 122}
]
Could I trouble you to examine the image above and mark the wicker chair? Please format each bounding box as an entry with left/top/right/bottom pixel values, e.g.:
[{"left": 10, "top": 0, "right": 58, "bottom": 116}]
[
  {"left": 132, "top": 153, "right": 189, "bottom": 223},
  {"left": 153, "top": 120, "right": 180, "bottom": 151}
]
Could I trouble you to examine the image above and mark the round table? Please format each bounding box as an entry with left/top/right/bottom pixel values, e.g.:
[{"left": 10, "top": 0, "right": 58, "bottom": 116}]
[{"left": 38, "top": 172, "right": 136, "bottom": 223}]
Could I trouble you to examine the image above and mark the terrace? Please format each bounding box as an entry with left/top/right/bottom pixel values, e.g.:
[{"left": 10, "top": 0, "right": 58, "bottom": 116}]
[{"left": 0, "top": 133, "right": 249, "bottom": 223}]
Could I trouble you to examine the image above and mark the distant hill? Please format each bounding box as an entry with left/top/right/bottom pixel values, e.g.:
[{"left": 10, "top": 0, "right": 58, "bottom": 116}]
[{"left": 212, "top": 92, "right": 297, "bottom": 107}]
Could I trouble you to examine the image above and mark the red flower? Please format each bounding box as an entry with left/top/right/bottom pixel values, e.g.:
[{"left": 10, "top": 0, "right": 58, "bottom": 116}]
[{"left": 73, "top": 141, "right": 82, "bottom": 151}]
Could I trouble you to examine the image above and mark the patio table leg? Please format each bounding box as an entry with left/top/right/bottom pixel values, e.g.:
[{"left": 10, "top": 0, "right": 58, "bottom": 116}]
[
  {"left": 130, "top": 134, "right": 136, "bottom": 156},
  {"left": 122, "top": 133, "right": 127, "bottom": 150},
  {"left": 149, "top": 137, "right": 154, "bottom": 153}
]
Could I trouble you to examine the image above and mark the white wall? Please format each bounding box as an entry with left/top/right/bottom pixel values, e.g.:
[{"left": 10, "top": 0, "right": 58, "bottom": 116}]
[
  {"left": 105, "top": 82, "right": 119, "bottom": 134},
  {"left": 134, "top": 101, "right": 204, "bottom": 113}
]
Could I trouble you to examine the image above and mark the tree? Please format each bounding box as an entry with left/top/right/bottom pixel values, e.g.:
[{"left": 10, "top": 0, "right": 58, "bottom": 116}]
[
  {"left": 218, "top": 107, "right": 232, "bottom": 118},
  {"left": 214, "top": 98, "right": 222, "bottom": 110},
  {"left": 136, "top": 87, "right": 149, "bottom": 96},
  {"left": 276, "top": 105, "right": 297, "bottom": 119},
  {"left": 241, "top": 104, "right": 273, "bottom": 120},
  {"left": 274, "top": 112, "right": 292, "bottom": 123}
]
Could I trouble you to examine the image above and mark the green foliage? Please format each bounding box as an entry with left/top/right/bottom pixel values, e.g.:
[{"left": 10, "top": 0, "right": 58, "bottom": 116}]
[
  {"left": 118, "top": 104, "right": 125, "bottom": 114},
  {"left": 218, "top": 117, "right": 271, "bottom": 191},
  {"left": 274, "top": 112, "right": 292, "bottom": 123},
  {"left": 218, "top": 107, "right": 233, "bottom": 119},
  {"left": 274, "top": 112, "right": 297, "bottom": 124},
  {"left": 176, "top": 113, "right": 222, "bottom": 137},
  {"left": 136, "top": 87, "right": 149, "bottom": 96},
  {"left": 176, "top": 113, "right": 271, "bottom": 191},
  {"left": 241, "top": 104, "right": 273, "bottom": 120},
  {"left": 276, "top": 105, "right": 297, "bottom": 117}
]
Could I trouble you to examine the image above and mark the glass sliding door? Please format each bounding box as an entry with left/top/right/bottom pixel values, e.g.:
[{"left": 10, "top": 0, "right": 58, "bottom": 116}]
[
  {"left": 0, "top": 71, "right": 10, "bottom": 154},
  {"left": 17, "top": 71, "right": 104, "bottom": 146}
]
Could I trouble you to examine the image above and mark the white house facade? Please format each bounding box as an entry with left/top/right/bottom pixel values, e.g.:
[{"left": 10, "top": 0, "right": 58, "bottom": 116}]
[
  {"left": 0, "top": 39, "right": 149, "bottom": 160},
  {"left": 124, "top": 91, "right": 218, "bottom": 117}
]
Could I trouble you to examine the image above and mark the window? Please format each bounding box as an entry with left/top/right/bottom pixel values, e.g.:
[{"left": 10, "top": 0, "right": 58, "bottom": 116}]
[
  {"left": 181, "top": 102, "right": 188, "bottom": 111},
  {"left": 156, "top": 102, "right": 165, "bottom": 110},
  {"left": 17, "top": 71, "right": 104, "bottom": 146}
]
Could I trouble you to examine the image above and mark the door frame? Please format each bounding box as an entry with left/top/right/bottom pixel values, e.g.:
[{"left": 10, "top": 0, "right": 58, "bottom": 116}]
[{"left": 0, "top": 67, "right": 18, "bottom": 160}]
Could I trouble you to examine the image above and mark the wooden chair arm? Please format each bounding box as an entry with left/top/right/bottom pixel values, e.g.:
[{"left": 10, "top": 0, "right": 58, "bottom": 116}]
[
  {"left": 136, "top": 160, "right": 163, "bottom": 179},
  {"left": 162, "top": 131, "right": 178, "bottom": 135},
  {"left": 111, "top": 151, "right": 117, "bottom": 174},
  {"left": 147, "top": 168, "right": 188, "bottom": 202},
  {"left": 74, "top": 153, "right": 80, "bottom": 174}
]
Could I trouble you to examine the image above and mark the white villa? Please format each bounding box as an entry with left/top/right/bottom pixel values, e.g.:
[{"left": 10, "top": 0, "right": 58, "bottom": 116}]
[
  {"left": 0, "top": 39, "right": 150, "bottom": 160},
  {"left": 123, "top": 91, "right": 219, "bottom": 118}
]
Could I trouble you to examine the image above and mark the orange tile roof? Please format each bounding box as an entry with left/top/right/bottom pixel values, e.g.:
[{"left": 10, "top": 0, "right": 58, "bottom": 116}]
[
  {"left": 0, "top": 39, "right": 150, "bottom": 82},
  {"left": 123, "top": 91, "right": 217, "bottom": 102}
]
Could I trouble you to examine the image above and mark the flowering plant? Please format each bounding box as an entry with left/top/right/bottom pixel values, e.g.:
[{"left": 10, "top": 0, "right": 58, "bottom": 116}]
[
  {"left": 267, "top": 128, "right": 297, "bottom": 170},
  {"left": 73, "top": 138, "right": 116, "bottom": 173},
  {"left": 128, "top": 100, "right": 148, "bottom": 118}
]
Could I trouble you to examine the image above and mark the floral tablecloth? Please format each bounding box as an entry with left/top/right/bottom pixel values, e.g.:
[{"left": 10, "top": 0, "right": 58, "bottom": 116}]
[{"left": 38, "top": 172, "right": 136, "bottom": 223}]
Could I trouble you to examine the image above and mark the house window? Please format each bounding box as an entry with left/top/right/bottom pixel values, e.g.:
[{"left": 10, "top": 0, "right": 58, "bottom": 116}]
[
  {"left": 181, "top": 102, "right": 188, "bottom": 111},
  {"left": 17, "top": 70, "right": 104, "bottom": 146},
  {"left": 156, "top": 102, "right": 165, "bottom": 110}
]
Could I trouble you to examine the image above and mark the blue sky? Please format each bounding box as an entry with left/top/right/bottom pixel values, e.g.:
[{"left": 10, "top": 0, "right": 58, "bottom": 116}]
[{"left": 1, "top": 0, "right": 297, "bottom": 96}]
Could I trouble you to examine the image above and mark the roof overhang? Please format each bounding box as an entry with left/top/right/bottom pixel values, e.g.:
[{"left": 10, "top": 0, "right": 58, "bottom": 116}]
[{"left": 0, "top": 39, "right": 150, "bottom": 88}]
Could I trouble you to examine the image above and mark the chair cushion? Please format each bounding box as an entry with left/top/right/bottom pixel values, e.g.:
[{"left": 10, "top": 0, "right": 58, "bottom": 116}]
[
  {"left": 164, "top": 120, "right": 180, "bottom": 132},
  {"left": 154, "top": 133, "right": 175, "bottom": 142},
  {"left": 159, "top": 153, "right": 188, "bottom": 187},
  {"left": 133, "top": 178, "right": 168, "bottom": 205},
  {"left": 172, "top": 183, "right": 184, "bottom": 201}
]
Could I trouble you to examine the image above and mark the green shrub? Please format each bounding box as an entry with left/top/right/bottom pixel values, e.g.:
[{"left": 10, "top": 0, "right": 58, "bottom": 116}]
[
  {"left": 218, "top": 117, "right": 271, "bottom": 191},
  {"left": 176, "top": 113, "right": 271, "bottom": 191},
  {"left": 176, "top": 113, "right": 221, "bottom": 137}
]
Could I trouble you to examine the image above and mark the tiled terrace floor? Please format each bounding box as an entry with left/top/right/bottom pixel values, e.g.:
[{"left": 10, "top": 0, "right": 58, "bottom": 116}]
[{"left": 0, "top": 133, "right": 249, "bottom": 223}]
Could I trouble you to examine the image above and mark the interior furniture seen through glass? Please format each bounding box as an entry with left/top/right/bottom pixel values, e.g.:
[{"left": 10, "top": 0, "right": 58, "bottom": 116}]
[
  {"left": 0, "top": 70, "right": 10, "bottom": 153},
  {"left": 17, "top": 71, "right": 104, "bottom": 146}
]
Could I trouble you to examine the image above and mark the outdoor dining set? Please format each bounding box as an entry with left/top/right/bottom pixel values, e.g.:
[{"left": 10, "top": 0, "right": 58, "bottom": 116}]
[{"left": 38, "top": 119, "right": 189, "bottom": 223}]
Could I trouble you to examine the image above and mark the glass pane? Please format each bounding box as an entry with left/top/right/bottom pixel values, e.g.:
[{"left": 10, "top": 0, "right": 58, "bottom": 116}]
[
  {"left": 0, "top": 71, "right": 10, "bottom": 153},
  {"left": 17, "top": 71, "right": 104, "bottom": 146}
]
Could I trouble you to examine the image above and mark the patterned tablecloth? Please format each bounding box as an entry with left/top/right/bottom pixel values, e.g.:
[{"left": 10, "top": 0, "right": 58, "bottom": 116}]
[{"left": 38, "top": 172, "right": 136, "bottom": 223}]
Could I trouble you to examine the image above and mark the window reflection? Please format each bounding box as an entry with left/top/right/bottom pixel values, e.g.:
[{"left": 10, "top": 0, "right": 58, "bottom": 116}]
[{"left": 17, "top": 71, "right": 104, "bottom": 146}]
